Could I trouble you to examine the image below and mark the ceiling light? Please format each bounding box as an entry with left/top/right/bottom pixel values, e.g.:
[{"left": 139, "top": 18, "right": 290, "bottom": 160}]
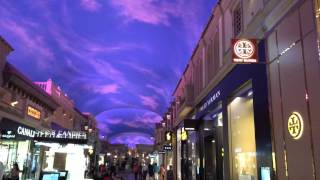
[{"left": 10, "top": 101, "right": 18, "bottom": 107}]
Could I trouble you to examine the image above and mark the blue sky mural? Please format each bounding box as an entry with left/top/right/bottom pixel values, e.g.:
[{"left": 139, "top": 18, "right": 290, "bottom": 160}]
[{"left": 0, "top": 0, "right": 216, "bottom": 147}]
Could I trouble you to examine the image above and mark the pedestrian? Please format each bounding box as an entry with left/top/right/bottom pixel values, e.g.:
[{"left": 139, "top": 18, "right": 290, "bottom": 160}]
[
  {"left": 153, "top": 163, "right": 159, "bottom": 180},
  {"left": 142, "top": 164, "right": 148, "bottom": 180},
  {"left": 0, "top": 161, "right": 4, "bottom": 180},
  {"left": 166, "top": 166, "right": 174, "bottom": 180},
  {"left": 133, "top": 163, "right": 139, "bottom": 180},
  {"left": 147, "top": 163, "right": 155, "bottom": 180},
  {"left": 110, "top": 164, "right": 116, "bottom": 177},
  {"left": 159, "top": 164, "right": 165, "bottom": 180},
  {"left": 9, "top": 163, "right": 20, "bottom": 180}
]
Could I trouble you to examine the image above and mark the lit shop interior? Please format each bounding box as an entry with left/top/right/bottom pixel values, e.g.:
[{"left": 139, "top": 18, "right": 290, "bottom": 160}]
[
  {"left": 0, "top": 139, "right": 33, "bottom": 179},
  {"left": 35, "top": 142, "right": 93, "bottom": 180}
]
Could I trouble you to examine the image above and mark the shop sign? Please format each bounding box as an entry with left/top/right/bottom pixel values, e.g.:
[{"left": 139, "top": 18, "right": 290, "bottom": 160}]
[
  {"left": 232, "top": 39, "right": 258, "bottom": 63},
  {"left": 17, "top": 126, "right": 37, "bottom": 138},
  {"left": 165, "top": 131, "right": 173, "bottom": 142},
  {"left": 163, "top": 145, "right": 173, "bottom": 151},
  {"left": 0, "top": 130, "right": 16, "bottom": 139},
  {"left": 36, "top": 130, "right": 87, "bottom": 140},
  {"left": 181, "top": 128, "right": 188, "bottom": 141},
  {"left": 16, "top": 126, "right": 87, "bottom": 140},
  {"left": 158, "top": 151, "right": 166, "bottom": 154},
  {"left": 27, "top": 106, "right": 41, "bottom": 120},
  {"left": 199, "top": 90, "right": 221, "bottom": 112},
  {"left": 288, "top": 112, "right": 304, "bottom": 140}
]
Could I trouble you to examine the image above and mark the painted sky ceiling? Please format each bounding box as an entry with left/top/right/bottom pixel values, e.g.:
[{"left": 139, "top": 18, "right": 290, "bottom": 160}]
[{"left": 0, "top": 0, "right": 216, "bottom": 147}]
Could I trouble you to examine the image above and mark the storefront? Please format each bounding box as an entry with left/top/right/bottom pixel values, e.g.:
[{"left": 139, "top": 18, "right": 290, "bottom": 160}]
[
  {"left": 0, "top": 118, "right": 39, "bottom": 180},
  {"left": 175, "top": 121, "right": 201, "bottom": 180},
  {"left": 0, "top": 117, "right": 90, "bottom": 180},
  {"left": 190, "top": 40, "right": 273, "bottom": 180}
]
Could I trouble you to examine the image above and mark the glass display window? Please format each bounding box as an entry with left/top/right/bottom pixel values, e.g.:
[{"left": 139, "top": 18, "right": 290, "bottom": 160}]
[{"left": 228, "top": 84, "right": 258, "bottom": 180}]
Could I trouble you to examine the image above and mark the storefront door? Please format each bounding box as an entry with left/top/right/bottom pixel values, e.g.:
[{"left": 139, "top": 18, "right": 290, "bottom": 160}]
[{"left": 204, "top": 135, "right": 216, "bottom": 180}]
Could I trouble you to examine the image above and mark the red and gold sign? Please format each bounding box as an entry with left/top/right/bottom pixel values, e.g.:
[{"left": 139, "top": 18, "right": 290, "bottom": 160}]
[
  {"left": 232, "top": 39, "right": 258, "bottom": 63},
  {"left": 27, "top": 106, "right": 41, "bottom": 120}
]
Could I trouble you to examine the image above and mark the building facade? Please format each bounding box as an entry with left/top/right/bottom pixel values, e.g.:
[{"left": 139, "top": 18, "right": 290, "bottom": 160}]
[
  {"left": 0, "top": 36, "right": 99, "bottom": 180},
  {"left": 161, "top": 0, "right": 320, "bottom": 179}
]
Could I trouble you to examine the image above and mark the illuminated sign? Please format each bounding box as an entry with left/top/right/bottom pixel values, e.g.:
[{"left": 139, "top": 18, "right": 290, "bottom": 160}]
[
  {"left": 1, "top": 130, "right": 16, "bottom": 139},
  {"left": 165, "top": 131, "right": 172, "bottom": 141},
  {"left": 158, "top": 151, "right": 166, "bottom": 154},
  {"left": 36, "top": 130, "right": 87, "bottom": 140},
  {"left": 27, "top": 106, "right": 41, "bottom": 120},
  {"left": 232, "top": 39, "right": 258, "bottom": 63},
  {"left": 288, "top": 112, "right": 304, "bottom": 140},
  {"left": 181, "top": 128, "right": 188, "bottom": 141},
  {"left": 16, "top": 126, "right": 87, "bottom": 140},
  {"left": 163, "top": 145, "right": 173, "bottom": 151},
  {"left": 17, "top": 126, "right": 37, "bottom": 138},
  {"left": 200, "top": 91, "right": 221, "bottom": 112}
]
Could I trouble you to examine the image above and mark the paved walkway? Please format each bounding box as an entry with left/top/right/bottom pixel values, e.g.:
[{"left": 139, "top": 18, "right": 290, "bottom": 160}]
[{"left": 117, "top": 171, "right": 135, "bottom": 180}]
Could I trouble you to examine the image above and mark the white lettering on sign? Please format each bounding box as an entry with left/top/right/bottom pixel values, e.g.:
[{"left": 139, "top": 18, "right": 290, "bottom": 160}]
[
  {"left": 15, "top": 126, "right": 87, "bottom": 140},
  {"left": 232, "top": 39, "right": 258, "bottom": 63},
  {"left": 37, "top": 130, "right": 87, "bottom": 140},
  {"left": 200, "top": 91, "right": 221, "bottom": 112},
  {"left": 1, "top": 130, "right": 16, "bottom": 139},
  {"left": 17, "top": 126, "right": 37, "bottom": 138}
]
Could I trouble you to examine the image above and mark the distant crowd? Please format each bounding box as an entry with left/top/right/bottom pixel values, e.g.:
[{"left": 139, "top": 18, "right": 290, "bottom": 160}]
[{"left": 94, "top": 161, "right": 174, "bottom": 180}]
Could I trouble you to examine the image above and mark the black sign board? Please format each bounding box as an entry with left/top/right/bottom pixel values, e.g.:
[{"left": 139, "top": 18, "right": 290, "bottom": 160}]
[
  {"left": 1, "top": 130, "right": 16, "bottom": 139},
  {"left": 0, "top": 118, "right": 88, "bottom": 144},
  {"left": 163, "top": 145, "right": 173, "bottom": 151}
]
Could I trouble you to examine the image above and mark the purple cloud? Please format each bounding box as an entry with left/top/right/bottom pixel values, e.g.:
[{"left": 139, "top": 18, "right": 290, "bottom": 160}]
[
  {"left": 109, "top": 132, "right": 154, "bottom": 147},
  {"left": 121, "top": 61, "right": 160, "bottom": 79},
  {"left": 125, "top": 111, "right": 161, "bottom": 128},
  {"left": 146, "top": 84, "right": 168, "bottom": 99},
  {"left": 80, "top": 0, "right": 102, "bottom": 12},
  {"left": 93, "top": 84, "right": 120, "bottom": 94},
  {"left": 97, "top": 123, "right": 112, "bottom": 134},
  {"left": 139, "top": 95, "right": 159, "bottom": 110},
  {"left": 109, "top": 0, "right": 176, "bottom": 26}
]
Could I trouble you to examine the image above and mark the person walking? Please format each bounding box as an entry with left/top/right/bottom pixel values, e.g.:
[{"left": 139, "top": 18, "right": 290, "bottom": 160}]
[
  {"left": 133, "top": 163, "right": 139, "bottom": 180},
  {"left": 153, "top": 163, "right": 159, "bottom": 180},
  {"left": 159, "top": 164, "right": 165, "bottom": 180},
  {"left": 142, "top": 164, "right": 148, "bottom": 180},
  {"left": 166, "top": 166, "right": 174, "bottom": 180},
  {"left": 147, "top": 163, "right": 154, "bottom": 180}
]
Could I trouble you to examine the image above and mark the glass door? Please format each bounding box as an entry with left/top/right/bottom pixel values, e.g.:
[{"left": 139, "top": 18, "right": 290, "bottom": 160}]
[{"left": 228, "top": 84, "right": 257, "bottom": 180}]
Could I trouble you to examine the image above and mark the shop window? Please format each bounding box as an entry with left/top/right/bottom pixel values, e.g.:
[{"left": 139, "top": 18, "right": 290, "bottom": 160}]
[
  {"left": 228, "top": 84, "right": 257, "bottom": 180},
  {"left": 233, "top": 3, "right": 243, "bottom": 37}
]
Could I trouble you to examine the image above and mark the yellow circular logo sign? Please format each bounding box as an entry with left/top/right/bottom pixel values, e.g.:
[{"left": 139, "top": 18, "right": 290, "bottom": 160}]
[{"left": 288, "top": 112, "right": 304, "bottom": 140}]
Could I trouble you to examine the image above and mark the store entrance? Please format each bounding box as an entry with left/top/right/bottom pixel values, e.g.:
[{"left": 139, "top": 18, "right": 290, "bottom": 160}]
[
  {"left": 201, "top": 109, "right": 224, "bottom": 180},
  {"left": 204, "top": 134, "right": 216, "bottom": 180},
  {"left": 203, "top": 126, "right": 224, "bottom": 180}
]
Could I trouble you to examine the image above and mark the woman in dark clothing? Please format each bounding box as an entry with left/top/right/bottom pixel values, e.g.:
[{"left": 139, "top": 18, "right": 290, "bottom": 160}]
[
  {"left": 166, "top": 165, "right": 174, "bottom": 180},
  {"left": 148, "top": 163, "right": 154, "bottom": 178}
]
